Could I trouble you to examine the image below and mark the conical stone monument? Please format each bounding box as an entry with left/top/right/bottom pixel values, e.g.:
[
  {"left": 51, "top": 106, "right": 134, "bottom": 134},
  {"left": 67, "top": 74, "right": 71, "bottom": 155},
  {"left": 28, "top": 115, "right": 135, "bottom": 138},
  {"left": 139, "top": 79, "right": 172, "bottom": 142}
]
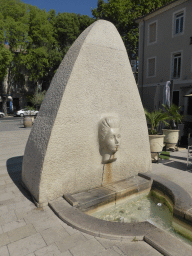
[{"left": 22, "top": 20, "right": 151, "bottom": 206}]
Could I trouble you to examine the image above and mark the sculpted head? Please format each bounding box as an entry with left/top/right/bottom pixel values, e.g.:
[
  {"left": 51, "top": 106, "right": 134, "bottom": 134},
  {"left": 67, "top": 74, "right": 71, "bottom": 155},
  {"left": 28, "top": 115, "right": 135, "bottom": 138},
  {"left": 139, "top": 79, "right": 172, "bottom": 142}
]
[{"left": 98, "top": 116, "right": 121, "bottom": 164}]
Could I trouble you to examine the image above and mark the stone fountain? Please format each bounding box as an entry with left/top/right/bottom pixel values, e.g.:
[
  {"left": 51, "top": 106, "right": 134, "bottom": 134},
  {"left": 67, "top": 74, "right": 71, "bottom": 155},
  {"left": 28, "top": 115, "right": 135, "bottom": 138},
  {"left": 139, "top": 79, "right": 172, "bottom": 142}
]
[
  {"left": 22, "top": 20, "right": 151, "bottom": 207},
  {"left": 21, "top": 20, "right": 192, "bottom": 254}
]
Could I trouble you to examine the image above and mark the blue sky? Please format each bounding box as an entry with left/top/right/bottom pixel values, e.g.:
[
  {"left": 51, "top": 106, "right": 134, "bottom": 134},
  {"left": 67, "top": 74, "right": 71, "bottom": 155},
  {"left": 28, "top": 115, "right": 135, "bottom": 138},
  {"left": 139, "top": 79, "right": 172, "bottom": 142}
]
[{"left": 21, "top": 0, "right": 99, "bottom": 17}]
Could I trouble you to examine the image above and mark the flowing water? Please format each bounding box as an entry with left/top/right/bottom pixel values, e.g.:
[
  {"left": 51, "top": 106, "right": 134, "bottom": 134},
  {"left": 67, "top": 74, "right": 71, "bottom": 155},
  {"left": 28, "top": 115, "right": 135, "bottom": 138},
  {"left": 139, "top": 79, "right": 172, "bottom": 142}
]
[{"left": 91, "top": 193, "right": 192, "bottom": 246}]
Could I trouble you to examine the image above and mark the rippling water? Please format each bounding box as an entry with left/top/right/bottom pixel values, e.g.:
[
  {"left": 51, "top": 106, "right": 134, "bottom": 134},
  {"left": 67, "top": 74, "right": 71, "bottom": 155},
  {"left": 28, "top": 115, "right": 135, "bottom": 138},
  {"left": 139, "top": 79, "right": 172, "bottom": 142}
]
[{"left": 91, "top": 193, "right": 192, "bottom": 246}]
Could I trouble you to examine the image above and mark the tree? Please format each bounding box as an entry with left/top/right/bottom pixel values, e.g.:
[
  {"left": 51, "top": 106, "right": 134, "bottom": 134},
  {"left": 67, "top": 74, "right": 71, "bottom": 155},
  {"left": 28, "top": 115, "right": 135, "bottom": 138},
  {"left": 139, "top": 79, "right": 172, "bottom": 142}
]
[
  {"left": 21, "top": 5, "right": 56, "bottom": 90},
  {"left": 77, "top": 14, "right": 95, "bottom": 34},
  {"left": 30, "top": 89, "right": 46, "bottom": 110},
  {"left": 0, "top": 47, "right": 13, "bottom": 82},
  {"left": 54, "top": 12, "right": 80, "bottom": 55},
  {"left": 92, "top": 0, "right": 171, "bottom": 60},
  {"left": 40, "top": 12, "right": 94, "bottom": 90},
  {"left": 0, "top": 0, "right": 29, "bottom": 115},
  {"left": 0, "top": 12, "right": 13, "bottom": 81},
  {"left": 0, "top": 0, "right": 95, "bottom": 114}
]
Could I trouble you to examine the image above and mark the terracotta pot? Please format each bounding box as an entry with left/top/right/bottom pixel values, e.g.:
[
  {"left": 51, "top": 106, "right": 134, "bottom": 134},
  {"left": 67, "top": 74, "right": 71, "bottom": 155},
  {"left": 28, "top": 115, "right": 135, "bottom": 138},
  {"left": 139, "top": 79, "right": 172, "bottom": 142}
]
[
  {"left": 23, "top": 116, "right": 33, "bottom": 128},
  {"left": 162, "top": 129, "right": 179, "bottom": 150},
  {"left": 149, "top": 134, "right": 165, "bottom": 162}
]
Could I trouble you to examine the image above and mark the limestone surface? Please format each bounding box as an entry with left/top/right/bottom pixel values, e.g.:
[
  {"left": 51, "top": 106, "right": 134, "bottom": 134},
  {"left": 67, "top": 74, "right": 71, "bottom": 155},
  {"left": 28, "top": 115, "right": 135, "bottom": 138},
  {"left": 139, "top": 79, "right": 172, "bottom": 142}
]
[{"left": 22, "top": 20, "right": 151, "bottom": 204}]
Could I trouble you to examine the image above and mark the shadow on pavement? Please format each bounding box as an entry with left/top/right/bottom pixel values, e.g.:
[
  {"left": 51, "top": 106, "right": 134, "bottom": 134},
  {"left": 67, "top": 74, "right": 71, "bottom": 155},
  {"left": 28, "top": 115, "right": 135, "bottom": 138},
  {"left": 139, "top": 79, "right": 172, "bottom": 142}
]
[
  {"left": 6, "top": 156, "right": 33, "bottom": 203},
  {"left": 163, "top": 160, "right": 188, "bottom": 171},
  {"left": 169, "top": 155, "right": 187, "bottom": 161}
]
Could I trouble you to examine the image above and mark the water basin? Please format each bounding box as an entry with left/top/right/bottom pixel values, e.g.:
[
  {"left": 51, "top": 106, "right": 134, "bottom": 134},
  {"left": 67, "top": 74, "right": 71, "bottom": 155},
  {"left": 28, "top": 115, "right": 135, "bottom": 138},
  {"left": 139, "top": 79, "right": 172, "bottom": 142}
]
[{"left": 90, "top": 192, "right": 192, "bottom": 246}]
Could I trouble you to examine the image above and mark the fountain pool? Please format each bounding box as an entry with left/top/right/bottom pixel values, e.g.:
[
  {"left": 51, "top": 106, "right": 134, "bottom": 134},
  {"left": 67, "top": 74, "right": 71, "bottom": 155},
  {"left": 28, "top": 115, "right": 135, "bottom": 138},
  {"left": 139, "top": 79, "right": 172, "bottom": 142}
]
[{"left": 90, "top": 192, "right": 192, "bottom": 246}]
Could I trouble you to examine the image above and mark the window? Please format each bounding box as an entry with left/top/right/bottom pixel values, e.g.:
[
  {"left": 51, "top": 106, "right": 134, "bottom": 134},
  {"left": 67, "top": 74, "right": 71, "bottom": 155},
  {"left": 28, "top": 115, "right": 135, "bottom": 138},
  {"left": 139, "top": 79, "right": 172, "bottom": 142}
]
[
  {"left": 148, "top": 21, "right": 157, "bottom": 44},
  {"left": 175, "top": 12, "right": 184, "bottom": 34},
  {"left": 172, "top": 53, "right": 181, "bottom": 79},
  {"left": 172, "top": 91, "right": 179, "bottom": 106},
  {"left": 172, "top": 8, "right": 185, "bottom": 37},
  {"left": 147, "top": 57, "right": 156, "bottom": 77}
]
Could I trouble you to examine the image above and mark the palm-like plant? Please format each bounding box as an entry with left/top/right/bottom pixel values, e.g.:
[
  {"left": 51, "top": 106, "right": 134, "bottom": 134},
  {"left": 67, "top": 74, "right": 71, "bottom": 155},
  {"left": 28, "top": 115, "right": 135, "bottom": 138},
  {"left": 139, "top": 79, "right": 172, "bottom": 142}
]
[
  {"left": 145, "top": 109, "right": 169, "bottom": 135},
  {"left": 162, "top": 104, "right": 183, "bottom": 129}
]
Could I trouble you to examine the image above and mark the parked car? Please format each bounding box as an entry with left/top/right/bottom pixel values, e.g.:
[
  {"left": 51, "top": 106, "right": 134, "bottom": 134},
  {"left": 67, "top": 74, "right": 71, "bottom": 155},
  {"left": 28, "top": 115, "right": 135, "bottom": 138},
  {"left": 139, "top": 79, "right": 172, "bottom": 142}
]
[
  {"left": 0, "top": 112, "right": 5, "bottom": 118},
  {"left": 15, "top": 109, "right": 39, "bottom": 117}
]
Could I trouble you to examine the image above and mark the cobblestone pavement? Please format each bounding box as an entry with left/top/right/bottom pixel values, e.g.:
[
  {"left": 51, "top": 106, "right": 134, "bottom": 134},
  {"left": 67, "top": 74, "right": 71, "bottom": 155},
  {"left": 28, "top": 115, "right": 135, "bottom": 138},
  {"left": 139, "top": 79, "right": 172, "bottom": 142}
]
[{"left": 0, "top": 120, "right": 190, "bottom": 255}]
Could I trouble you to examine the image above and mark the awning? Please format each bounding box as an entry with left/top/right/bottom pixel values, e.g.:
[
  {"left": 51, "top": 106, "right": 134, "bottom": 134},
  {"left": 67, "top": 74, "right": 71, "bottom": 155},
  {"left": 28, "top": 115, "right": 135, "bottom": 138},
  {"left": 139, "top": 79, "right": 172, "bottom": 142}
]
[
  {"left": 0, "top": 96, "right": 13, "bottom": 102},
  {"left": 184, "top": 94, "right": 192, "bottom": 97}
]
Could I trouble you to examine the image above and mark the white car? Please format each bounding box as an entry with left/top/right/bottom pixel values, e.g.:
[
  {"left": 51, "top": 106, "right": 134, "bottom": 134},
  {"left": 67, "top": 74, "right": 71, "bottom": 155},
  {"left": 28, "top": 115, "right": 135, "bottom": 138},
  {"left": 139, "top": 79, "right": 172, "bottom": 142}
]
[
  {"left": 0, "top": 112, "right": 5, "bottom": 118},
  {"left": 16, "top": 109, "right": 39, "bottom": 117}
]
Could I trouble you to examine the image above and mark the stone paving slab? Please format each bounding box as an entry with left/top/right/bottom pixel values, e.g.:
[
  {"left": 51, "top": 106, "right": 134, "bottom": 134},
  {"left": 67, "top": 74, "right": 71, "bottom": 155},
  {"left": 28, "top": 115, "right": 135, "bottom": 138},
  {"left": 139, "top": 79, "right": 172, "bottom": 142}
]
[
  {"left": 69, "top": 238, "right": 106, "bottom": 256},
  {"left": 0, "top": 210, "right": 17, "bottom": 226},
  {"left": 0, "top": 205, "right": 8, "bottom": 216},
  {"left": 144, "top": 228, "right": 192, "bottom": 256},
  {"left": 55, "top": 232, "right": 88, "bottom": 252},
  {"left": 34, "top": 244, "right": 63, "bottom": 256},
  {"left": 0, "top": 246, "right": 9, "bottom": 256},
  {"left": 0, "top": 233, "right": 10, "bottom": 247},
  {"left": 97, "top": 248, "right": 123, "bottom": 256},
  {"left": 7, "top": 233, "right": 46, "bottom": 256},
  {"left": 7, "top": 223, "right": 37, "bottom": 243},
  {"left": 115, "top": 241, "right": 162, "bottom": 256},
  {"left": 2, "top": 219, "right": 26, "bottom": 233},
  {"left": 40, "top": 225, "right": 70, "bottom": 245}
]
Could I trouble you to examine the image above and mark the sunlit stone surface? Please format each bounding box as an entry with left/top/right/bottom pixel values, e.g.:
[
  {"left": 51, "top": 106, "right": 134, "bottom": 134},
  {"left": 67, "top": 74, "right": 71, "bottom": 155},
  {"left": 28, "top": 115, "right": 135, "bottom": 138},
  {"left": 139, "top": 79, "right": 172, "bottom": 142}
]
[{"left": 22, "top": 20, "right": 151, "bottom": 205}]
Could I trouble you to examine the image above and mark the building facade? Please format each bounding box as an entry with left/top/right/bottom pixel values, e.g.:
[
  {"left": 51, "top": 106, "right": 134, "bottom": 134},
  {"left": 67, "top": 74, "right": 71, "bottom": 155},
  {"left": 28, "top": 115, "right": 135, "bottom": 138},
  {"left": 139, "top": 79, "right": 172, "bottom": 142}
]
[
  {"left": 136, "top": 0, "right": 192, "bottom": 123},
  {"left": 0, "top": 74, "right": 35, "bottom": 114}
]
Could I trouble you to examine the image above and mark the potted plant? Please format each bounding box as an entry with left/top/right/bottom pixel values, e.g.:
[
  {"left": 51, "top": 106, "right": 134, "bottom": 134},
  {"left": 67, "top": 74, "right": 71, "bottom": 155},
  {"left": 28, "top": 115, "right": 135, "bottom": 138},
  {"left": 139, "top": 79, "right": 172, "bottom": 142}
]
[
  {"left": 145, "top": 109, "right": 169, "bottom": 162},
  {"left": 162, "top": 104, "right": 183, "bottom": 151},
  {"left": 23, "top": 106, "right": 36, "bottom": 128}
]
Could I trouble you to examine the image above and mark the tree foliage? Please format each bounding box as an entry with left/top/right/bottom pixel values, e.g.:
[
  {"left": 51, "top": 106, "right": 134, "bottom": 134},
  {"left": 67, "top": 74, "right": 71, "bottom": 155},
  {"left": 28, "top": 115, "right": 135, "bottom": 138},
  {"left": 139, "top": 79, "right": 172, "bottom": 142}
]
[
  {"left": 92, "top": 0, "right": 171, "bottom": 59},
  {"left": 162, "top": 104, "right": 183, "bottom": 129},
  {"left": 0, "top": 0, "right": 29, "bottom": 114},
  {"left": 0, "top": 0, "right": 94, "bottom": 114},
  {"left": 0, "top": 46, "right": 13, "bottom": 81},
  {"left": 145, "top": 108, "right": 169, "bottom": 135},
  {"left": 30, "top": 89, "right": 46, "bottom": 109}
]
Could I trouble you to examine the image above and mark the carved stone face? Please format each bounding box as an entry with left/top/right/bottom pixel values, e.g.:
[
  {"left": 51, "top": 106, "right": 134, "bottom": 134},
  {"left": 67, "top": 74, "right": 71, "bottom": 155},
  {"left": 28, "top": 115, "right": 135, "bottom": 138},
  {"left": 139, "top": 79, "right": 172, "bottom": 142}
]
[
  {"left": 98, "top": 116, "right": 120, "bottom": 164},
  {"left": 104, "top": 128, "right": 121, "bottom": 154}
]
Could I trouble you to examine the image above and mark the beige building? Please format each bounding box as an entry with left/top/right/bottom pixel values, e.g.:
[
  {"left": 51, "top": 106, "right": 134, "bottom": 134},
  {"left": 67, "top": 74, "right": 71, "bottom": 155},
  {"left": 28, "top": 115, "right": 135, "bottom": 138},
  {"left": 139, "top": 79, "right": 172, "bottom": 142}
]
[{"left": 136, "top": 0, "right": 192, "bottom": 124}]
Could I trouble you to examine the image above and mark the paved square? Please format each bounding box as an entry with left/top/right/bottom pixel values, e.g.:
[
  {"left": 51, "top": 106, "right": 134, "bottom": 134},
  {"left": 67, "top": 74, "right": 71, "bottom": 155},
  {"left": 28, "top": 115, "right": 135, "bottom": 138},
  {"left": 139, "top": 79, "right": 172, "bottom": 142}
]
[{"left": 0, "top": 118, "right": 191, "bottom": 255}]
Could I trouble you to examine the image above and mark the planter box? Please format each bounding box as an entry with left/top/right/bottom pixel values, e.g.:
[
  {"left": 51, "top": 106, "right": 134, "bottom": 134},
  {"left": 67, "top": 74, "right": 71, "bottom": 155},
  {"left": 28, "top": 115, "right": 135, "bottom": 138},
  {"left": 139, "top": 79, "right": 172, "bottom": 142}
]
[
  {"left": 149, "top": 134, "right": 165, "bottom": 162},
  {"left": 23, "top": 116, "right": 34, "bottom": 128},
  {"left": 162, "top": 129, "right": 179, "bottom": 151}
]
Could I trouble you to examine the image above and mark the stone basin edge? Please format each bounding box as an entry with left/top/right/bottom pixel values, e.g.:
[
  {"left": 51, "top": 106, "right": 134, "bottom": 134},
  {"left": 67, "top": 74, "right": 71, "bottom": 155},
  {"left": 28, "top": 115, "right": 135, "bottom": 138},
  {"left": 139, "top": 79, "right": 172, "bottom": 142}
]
[
  {"left": 48, "top": 174, "right": 192, "bottom": 256},
  {"left": 138, "top": 172, "right": 192, "bottom": 223}
]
